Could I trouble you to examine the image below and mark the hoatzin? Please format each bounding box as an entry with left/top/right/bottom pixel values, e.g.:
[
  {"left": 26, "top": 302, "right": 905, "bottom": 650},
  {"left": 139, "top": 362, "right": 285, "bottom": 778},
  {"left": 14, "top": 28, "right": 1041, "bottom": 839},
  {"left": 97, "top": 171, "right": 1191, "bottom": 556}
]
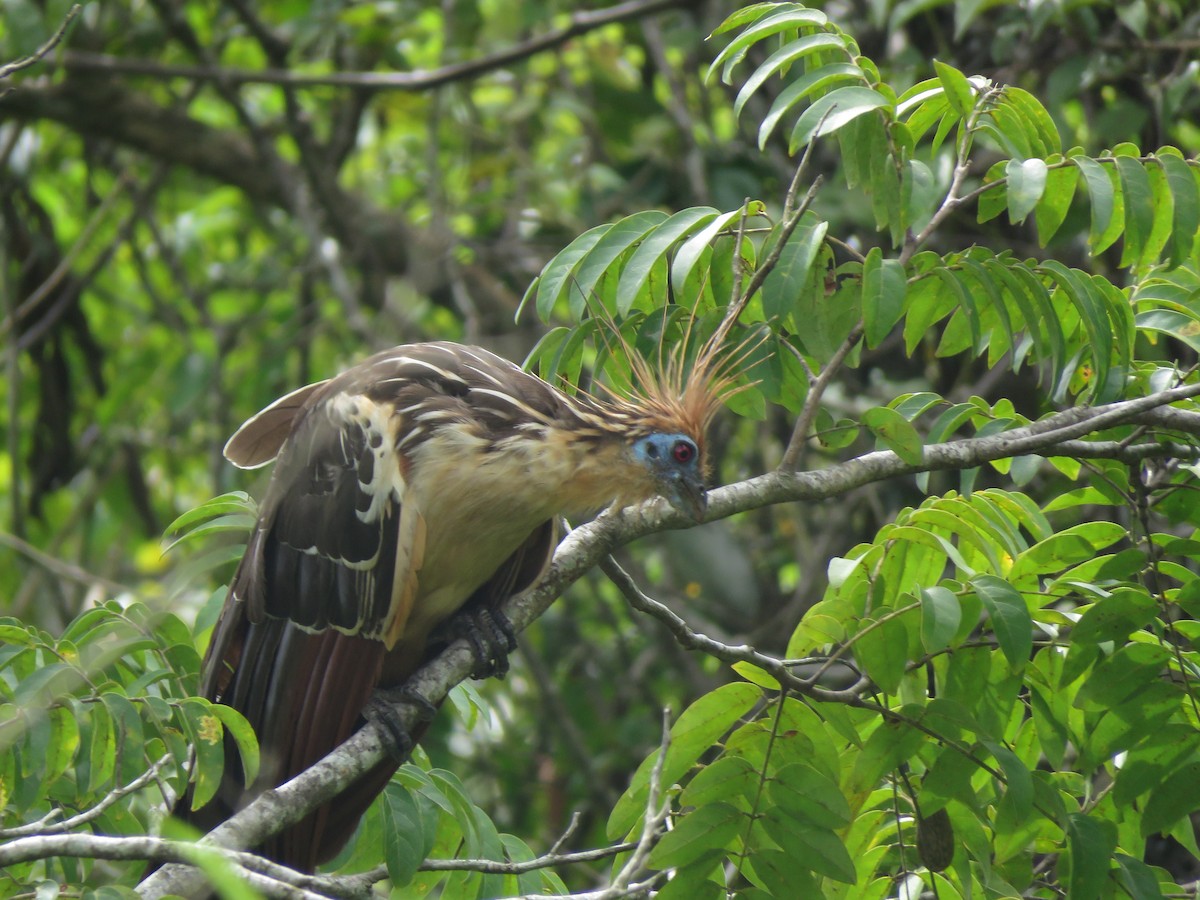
[{"left": 184, "top": 339, "right": 733, "bottom": 873}]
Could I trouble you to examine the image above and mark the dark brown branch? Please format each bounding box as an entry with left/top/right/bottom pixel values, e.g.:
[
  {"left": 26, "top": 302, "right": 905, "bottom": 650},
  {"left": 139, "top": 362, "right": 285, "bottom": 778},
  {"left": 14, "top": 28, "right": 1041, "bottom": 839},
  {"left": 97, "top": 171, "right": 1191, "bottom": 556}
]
[{"left": 55, "top": 0, "right": 686, "bottom": 92}]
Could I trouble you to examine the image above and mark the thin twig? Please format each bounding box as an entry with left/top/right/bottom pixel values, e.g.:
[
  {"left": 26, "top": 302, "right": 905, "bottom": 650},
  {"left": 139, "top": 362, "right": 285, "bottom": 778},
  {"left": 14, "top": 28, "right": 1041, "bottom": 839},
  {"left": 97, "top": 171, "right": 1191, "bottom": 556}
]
[
  {"left": 779, "top": 322, "right": 864, "bottom": 470},
  {"left": 0, "top": 531, "right": 135, "bottom": 595},
  {"left": 0, "top": 4, "right": 81, "bottom": 81},
  {"left": 900, "top": 84, "right": 1004, "bottom": 266},
  {"left": 420, "top": 840, "right": 639, "bottom": 874},
  {"left": 0, "top": 756, "right": 173, "bottom": 839},
  {"left": 606, "top": 708, "right": 673, "bottom": 897},
  {"left": 708, "top": 137, "right": 826, "bottom": 352}
]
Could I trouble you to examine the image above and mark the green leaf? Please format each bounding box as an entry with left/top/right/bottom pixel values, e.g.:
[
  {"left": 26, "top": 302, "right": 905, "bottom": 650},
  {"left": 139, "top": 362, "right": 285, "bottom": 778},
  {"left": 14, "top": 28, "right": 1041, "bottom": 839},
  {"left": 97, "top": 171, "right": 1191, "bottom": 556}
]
[
  {"left": 902, "top": 90, "right": 953, "bottom": 146},
  {"left": 670, "top": 208, "right": 747, "bottom": 290},
  {"left": 934, "top": 266, "right": 981, "bottom": 353},
  {"left": 1003, "top": 87, "right": 1062, "bottom": 155},
  {"left": 182, "top": 700, "right": 226, "bottom": 811},
  {"left": 99, "top": 692, "right": 143, "bottom": 782},
  {"left": 210, "top": 705, "right": 259, "bottom": 787},
  {"left": 1006, "top": 158, "right": 1047, "bottom": 225},
  {"left": 567, "top": 210, "right": 670, "bottom": 317},
  {"left": 1141, "top": 157, "right": 1175, "bottom": 268},
  {"left": 1076, "top": 644, "right": 1171, "bottom": 710},
  {"left": 1136, "top": 309, "right": 1200, "bottom": 355},
  {"left": 760, "top": 216, "right": 828, "bottom": 320},
  {"left": 164, "top": 492, "right": 253, "bottom": 538},
  {"left": 1071, "top": 589, "right": 1157, "bottom": 645},
  {"left": 734, "top": 33, "right": 848, "bottom": 118},
  {"left": 1159, "top": 152, "right": 1200, "bottom": 268},
  {"left": 379, "top": 785, "right": 431, "bottom": 886},
  {"left": 862, "top": 249, "right": 907, "bottom": 347},
  {"left": 852, "top": 614, "right": 910, "bottom": 694},
  {"left": 932, "top": 60, "right": 974, "bottom": 117},
  {"left": 162, "top": 513, "right": 256, "bottom": 555},
  {"left": 1011, "top": 521, "right": 1125, "bottom": 578},
  {"left": 1114, "top": 155, "right": 1154, "bottom": 268},
  {"left": 533, "top": 224, "right": 611, "bottom": 320},
  {"left": 759, "top": 809, "right": 858, "bottom": 883},
  {"left": 607, "top": 682, "right": 761, "bottom": 840},
  {"left": 979, "top": 102, "right": 1033, "bottom": 159},
  {"left": 1067, "top": 813, "right": 1118, "bottom": 898},
  {"left": 745, "top": 849, "right": 820, "bottom": 896},
  {"left": 1115, "top": 853, "right": 1168, "bottom": 900},
  {"left": 987, "top": 740, "right": 1033, "bottom": 823},
  {"left": 788, "top": 86, "right": 892, "bottom": 153},
  {"left": 88, "top": 703, "right": 116, "bottom": 793},
  {"left": 920, "top": 586, "right": 962, "bottom": 654},
  {"left": 959, "top": 256, "right": 1013, "bottom": 366},
  {"left": 862, "top": 406, "right": 924, "bottom": 464},
  {"left": 1074, "top": 156, "right": 1116, "bottom": 251},
  {"left": 757, "top": 63, "right": 866, "bottom": 148},
  {"left": 649, "top": 802, "right": 743, "bottom": 869},
  {"left": 1038, "top": 261, "right": 1113, "bottom": 396},
  {"left": 681, "top": 756, "right": 758, "bottom": 808},
  {"left": 708, "top": 7, "right": 830, "bottom": 85},
  {"left": 769, "top": 762, "right": 852, "bottom": 828},
  {"left": 616, "top": 208, "right": 720, "bottom": 313},
  {"left": 851, "top": 709, "right": 926, "bottom": 792},
  {"left": 1035, "top": 161, "right": 1080, "bottom": 244},
  {"left": 45, "top": 705, "right": 80, "bottom": 787},
  {"left": 731, "top": 661, "right": 779, "bottom": 690},
  {"left": 971, "top": 575, "right": 1032, "bottom": 670}
]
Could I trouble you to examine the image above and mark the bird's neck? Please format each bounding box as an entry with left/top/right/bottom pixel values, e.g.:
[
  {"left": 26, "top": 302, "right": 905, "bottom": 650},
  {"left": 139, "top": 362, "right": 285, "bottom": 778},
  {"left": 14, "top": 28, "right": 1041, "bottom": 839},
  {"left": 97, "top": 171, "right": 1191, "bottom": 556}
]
[{"left": 541, "top": 425, "right": 659, "bottom": 518}]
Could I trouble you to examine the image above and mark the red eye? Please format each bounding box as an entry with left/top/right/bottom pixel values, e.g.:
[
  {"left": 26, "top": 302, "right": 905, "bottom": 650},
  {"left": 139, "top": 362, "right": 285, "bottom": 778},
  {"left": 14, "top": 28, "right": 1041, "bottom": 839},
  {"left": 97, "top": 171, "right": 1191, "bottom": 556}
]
[{"left": 672, "top": 441, "right": 695, "bottom": 464}]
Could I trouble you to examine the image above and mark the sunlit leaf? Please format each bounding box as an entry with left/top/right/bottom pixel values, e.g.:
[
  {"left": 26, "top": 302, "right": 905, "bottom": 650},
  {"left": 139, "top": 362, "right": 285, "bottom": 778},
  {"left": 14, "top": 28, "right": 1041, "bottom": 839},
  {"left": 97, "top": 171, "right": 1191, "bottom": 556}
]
[
  {"left": 1006, "top": 158, "right": 1047, "bottom": 225},
  {"left": 649, "top": 802, "right": 743, "bottom": 868},
  {"left": 863, "top": 406, "right": 924, "bottom": 464},
  {"left": 788, "top": 86, "right": 892, "bottom": 153}
]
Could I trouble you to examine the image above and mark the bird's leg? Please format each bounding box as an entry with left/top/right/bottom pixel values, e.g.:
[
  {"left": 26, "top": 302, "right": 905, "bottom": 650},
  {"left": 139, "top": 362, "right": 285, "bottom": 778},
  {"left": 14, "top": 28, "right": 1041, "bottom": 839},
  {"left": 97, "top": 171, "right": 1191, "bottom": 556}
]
[
  {"left": 364, "top": 684, "right": 438, "bottom": 762},
  {"left": 442, "top": 606, "right": 518, "bottom": 679}
]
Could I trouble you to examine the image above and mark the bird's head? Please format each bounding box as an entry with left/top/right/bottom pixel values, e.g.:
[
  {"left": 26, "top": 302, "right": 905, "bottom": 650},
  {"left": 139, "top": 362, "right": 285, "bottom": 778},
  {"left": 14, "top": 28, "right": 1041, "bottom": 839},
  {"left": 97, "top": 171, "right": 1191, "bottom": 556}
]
[
  {"left": 630, "top": 431, "right": 707, "bottom": 521},
  {"left": 560, "top": 319, "right": 759, "bottom": 522}
]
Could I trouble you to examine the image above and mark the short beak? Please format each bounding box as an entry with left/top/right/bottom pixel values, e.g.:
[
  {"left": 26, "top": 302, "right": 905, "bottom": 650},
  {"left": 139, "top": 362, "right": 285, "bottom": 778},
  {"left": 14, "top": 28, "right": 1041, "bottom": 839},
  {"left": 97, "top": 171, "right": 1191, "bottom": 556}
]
[{"left": 668, "top": 473, "right": 708, "bottom": 523}]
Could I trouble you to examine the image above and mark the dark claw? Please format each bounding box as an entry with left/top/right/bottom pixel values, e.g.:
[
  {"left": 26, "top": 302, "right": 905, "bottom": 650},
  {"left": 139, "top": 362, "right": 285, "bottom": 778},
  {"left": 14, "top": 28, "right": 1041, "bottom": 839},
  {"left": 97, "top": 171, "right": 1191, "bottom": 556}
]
[
  {"left": 364, "top": 685, "right": 437, "bottom": 761},
  {"left": 446, "top": 607, "right": 518, "bottom": 679}
]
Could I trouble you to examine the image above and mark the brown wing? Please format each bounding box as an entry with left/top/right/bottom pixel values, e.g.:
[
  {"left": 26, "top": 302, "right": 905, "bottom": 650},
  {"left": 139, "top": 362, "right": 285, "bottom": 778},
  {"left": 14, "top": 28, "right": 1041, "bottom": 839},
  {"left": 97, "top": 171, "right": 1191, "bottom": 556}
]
[
  {"left": 222, "top": 379, "right": 328, "bottom": 469},
  {"left": 190, "top": 372, "right": 411, "bottom": 870}
]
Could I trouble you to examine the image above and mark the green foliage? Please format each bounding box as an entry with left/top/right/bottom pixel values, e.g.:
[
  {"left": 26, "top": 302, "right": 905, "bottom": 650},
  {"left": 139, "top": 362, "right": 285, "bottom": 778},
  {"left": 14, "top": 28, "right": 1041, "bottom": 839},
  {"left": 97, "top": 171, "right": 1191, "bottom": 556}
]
[
  {"left": 4, "top": 0, "right": 1200, "bottom": 896},
  {"left": 0, "top": 599, "right": 256, "bottom": 887},
  {"left": 507, "top": 2, "right": 1200, "bottom": 897}
]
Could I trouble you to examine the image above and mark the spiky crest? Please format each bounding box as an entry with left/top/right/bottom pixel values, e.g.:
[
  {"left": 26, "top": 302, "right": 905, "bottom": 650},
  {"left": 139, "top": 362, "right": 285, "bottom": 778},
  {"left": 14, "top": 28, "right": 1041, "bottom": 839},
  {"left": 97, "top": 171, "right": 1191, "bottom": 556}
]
[{"left": 574, "top": 299, "right": 762, "bottom": 467}]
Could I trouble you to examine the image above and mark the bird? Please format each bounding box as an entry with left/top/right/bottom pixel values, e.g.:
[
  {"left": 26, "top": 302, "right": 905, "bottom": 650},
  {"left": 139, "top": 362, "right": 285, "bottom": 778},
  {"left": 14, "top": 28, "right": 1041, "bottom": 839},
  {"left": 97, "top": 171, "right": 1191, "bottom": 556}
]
[{"left": 180, "top": 338, "right": 739, "bottom": 873}]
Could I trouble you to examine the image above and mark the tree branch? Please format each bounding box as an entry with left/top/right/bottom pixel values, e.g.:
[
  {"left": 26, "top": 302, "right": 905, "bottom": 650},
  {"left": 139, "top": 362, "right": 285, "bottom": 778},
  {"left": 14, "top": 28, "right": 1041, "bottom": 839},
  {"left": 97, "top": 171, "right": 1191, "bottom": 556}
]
[
  {"left": 0, "top": 756, "right": 172, "bottom": 839},
  {"left": 54, "top": 0, "right": 686, "bottom": 92},
  {"left": 0, "top": 4, "right": 80, "bottom": 81},
  {"left": 0, "top": 832, "right": 350, "bottom": 899}
]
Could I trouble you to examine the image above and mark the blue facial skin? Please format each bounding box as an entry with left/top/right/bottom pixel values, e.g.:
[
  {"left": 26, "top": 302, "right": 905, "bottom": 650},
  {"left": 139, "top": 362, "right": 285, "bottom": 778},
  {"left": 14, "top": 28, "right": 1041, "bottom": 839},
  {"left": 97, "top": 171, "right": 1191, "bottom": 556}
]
[{"left": 632, "top": 432, "right": 707, "bottom": 521}]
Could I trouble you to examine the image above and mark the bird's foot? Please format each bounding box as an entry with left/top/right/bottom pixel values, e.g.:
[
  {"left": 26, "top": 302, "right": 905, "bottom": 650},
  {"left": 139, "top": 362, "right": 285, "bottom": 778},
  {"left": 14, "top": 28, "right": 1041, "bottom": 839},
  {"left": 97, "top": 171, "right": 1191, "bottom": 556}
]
[
  {"left": 446, "top": 607, "right": 518, "bottom": 679},
  {"left": 364, "top": 685, "right": 438, "bottom": 762}
]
